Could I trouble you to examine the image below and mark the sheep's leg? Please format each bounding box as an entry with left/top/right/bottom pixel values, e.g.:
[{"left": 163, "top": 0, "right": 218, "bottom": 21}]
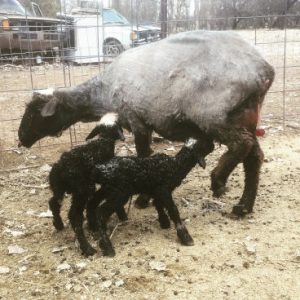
[
  {"left": 134, "top": 130, "right": 153, "bottom": 209},
  {"left": 155, "top": 190, "right": 194, "bottom": 246},
  {"left": 232, "top": 139, "right": 264, "bottom": 216},
  {"left": 134, "top": 130, "right": 153, "bottom": 157},
  {"left": 211, "top": 129, "right": 254, "bottom": 198},
  {"left": 153, "top": 199, "right": 171, "bottom": 229},
  {"left": 49, "top": 190, "right": 65, "bottom": 231},
  {"left": 69, "top": 194, "right": 96, "bottom": 256}
]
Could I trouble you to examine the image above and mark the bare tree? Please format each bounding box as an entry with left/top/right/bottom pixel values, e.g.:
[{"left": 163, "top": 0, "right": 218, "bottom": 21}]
[
  {"left": 161, "top": 0, "right": 168, "bottom": 37},
  {"left": 194, "top": 0, "right": 200, "bottom": 29},
  {"left": 272, "top": 0, "right": 299, "bottom": 28}
]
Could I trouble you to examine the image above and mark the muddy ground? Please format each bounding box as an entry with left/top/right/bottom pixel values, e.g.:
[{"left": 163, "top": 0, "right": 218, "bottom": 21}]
[{"left": 0, "top": 130, "right": 299, "bottom": 300}]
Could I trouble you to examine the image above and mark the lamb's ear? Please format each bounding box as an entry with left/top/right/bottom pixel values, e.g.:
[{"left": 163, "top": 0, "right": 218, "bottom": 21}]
[
  {"left": 41, "top": 99, "right": 58, "bottom": 117},
  {"left": 86, "top": 126, "right": 100, "bottom": 140}
]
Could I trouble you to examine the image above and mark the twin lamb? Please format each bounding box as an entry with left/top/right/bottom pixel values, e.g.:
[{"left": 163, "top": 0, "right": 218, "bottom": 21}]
[{"left": 48, "top": 113, "right": 213, "bottom": 256}]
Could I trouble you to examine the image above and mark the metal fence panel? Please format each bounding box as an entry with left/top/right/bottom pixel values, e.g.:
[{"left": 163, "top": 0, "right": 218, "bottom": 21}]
[{"left": 0, "top": 5, "right": 299, "bottom": 157}]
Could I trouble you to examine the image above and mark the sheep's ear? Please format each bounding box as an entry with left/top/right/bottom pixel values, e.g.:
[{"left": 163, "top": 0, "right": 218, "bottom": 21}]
[
  {"left": 86, "top": 126, "right": 100, "bottom": 140},
  {"left": 41, "top": 99, "right": 58, "bottom": 117}
]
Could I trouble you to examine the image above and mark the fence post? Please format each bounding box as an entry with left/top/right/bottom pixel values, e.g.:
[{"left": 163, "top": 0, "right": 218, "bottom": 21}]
[
  {"left": 283, "top": 14, "right": 287, "bottom": 130},
  {"left": 254, "top": 17, "right": 257, "bottom": 45}
]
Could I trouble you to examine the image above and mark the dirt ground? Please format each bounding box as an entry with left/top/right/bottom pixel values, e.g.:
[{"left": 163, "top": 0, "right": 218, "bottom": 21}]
[{"left": 0, "top": 130, "right": 299, "bottom": 300}]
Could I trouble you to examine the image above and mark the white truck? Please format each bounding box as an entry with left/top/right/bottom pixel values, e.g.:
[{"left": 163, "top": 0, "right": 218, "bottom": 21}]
[{"left": 63, "top": 0, "right": 160, "bottom": 63}]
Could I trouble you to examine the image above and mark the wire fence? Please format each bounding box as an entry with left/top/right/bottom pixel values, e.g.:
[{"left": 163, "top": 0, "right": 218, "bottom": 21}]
[{"left": 0, "top": 4, "right": 299, "bottom": 158}]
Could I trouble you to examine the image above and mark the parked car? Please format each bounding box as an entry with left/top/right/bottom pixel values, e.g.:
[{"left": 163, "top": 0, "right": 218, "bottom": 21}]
[
  {"left": 0, "top": 0, "right": 69, "bottom": 62},
  {"left": 61, "top": 0, "right": 161, "bottom": 63}
]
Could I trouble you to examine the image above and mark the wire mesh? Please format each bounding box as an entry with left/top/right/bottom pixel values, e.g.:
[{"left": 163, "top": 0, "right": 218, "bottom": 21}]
[{"left": 0, "top": 1, "right": 299, "bottom": 157}]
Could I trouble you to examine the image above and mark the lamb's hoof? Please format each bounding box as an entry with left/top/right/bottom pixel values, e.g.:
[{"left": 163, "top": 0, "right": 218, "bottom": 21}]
[
  {"left": 177, "top": 229, "right": 194, "bottom": 246},
  {"left": 102, "top": 248, "right": 116, "bottom": 257},
  {"left": 232, "top": 205, "right": 252, "bottom": 217},
  {"left": 116, "top": 209, "right": 128, "bottom": 222},
  {"left": 159, "top": 217, "right": 171, "bottom": 229},
  {"left": 119, "top": 214, "right": 128, "bottom": 222},
  {"left": 53, "top": 219, "right": 64, "bottom": 231},
  {"left": 134, "top": 195, "right": 150, "bottom": 209},
  {"left": 99, "top": 239, "right": 115, "bottom": 257},
  {"left": 82, "top": 246, "right": 97, "bottom": 257}
]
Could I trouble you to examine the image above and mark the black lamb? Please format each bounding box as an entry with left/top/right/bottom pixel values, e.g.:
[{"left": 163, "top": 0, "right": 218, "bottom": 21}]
[
  {"left": 48, "top": 113, "right": 126, "bottom": 256},
  {"left": 91, "top": 137, "right": 214, "bottom": 256}
]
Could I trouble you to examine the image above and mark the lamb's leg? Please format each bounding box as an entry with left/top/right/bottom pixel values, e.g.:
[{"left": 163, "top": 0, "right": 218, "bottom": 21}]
[
  {"left": 49, "top": 190, "right": 65, "bottom": 231},
  {"left": 69, "top": 193, "right": 96, "bottom": 256},
  {"left": 232, "top": 139, "right": 264, "bottom": 216},
  {"left": 97, "top": 205, "right": 116, "bottom": 257},
  {"left": 115, "top": 207, "right": 128, "bottom": 221},
  {"left": 87, "top": 187, "right": 128, "bottom": 232},
  {"left": 86, "top": 187, "right": 107, "bottom": 231},
  {"left": 155, "top": 190, "right": 194, "bottom": 245},
  {"left": 97, "top": 193, "right": 130, "bottom": 256},
  {"left": 153, "top": 199, "right": 171, "bottom": 229}
]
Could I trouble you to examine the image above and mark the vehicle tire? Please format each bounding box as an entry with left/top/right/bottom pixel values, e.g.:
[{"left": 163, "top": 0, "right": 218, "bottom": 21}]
[{"left": 103, "top": 39, "right": 124, "bottom": 57}]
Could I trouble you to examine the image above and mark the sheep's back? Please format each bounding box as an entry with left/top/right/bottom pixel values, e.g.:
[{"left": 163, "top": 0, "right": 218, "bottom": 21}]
[{"left": 100, "top": 30, "right": 274, "bottom": 131}]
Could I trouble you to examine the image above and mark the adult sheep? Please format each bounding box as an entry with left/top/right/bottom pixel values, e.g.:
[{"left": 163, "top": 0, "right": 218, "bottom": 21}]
[{"left": 18, "top": 30, "right": 274, "bottom": 216}]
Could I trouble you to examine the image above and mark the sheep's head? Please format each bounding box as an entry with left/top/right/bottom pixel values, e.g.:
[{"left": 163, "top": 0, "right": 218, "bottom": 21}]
[
  {"left": 18, "top": 90, "right": 62, "bottom": 148},
  {"left": 86, "top": 113, "right": 125, "bottom": 142}
]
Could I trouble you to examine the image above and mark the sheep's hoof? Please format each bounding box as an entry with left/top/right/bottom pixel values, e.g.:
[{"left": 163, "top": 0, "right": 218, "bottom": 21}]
[
  {"left": 232, "top": 204, "right": 252, "bottom": 217},
  {"left": 177, "top": 229, "right": 194, "bottom": 246},
  {"left": 212, "top": 186, "right": 226, "bottom": 198},
  {"left": 134, "top": 195, "right": 150, "bottom": 209},
  {"left": 53, "top": 219, "right": 64, "bottom": 231},
  {"left": 211, "top": 174, "right": 226, "bottom": 198},
  {"left": 82, "top": 246, "right": 97, "bottom": 257}
]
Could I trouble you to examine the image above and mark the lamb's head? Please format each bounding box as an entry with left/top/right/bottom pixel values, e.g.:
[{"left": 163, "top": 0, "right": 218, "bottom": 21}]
[
  {"left": 18, "top": 89, "right": 67, "bottom": 148},
  {"left": 184, "top": 137, "right": 214, "bottom": 169},
  {"left": 86, "top": 113, "right": 125, "bottom": 142}
]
